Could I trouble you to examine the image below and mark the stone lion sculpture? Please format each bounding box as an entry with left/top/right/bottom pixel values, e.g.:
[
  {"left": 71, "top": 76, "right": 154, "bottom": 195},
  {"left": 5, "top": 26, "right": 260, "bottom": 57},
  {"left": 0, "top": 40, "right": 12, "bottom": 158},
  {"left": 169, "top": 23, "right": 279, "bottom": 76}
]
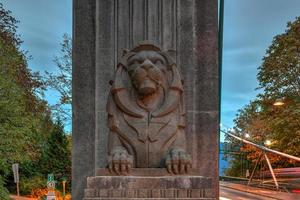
[{"left": 107, "top": 41, "right": 191, "bottom": 175}]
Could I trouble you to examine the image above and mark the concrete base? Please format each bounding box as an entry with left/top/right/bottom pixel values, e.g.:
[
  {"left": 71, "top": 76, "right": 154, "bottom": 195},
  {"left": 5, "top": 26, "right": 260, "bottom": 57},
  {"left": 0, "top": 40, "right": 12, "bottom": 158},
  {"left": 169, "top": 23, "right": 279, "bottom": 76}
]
[{"left": 83, "top": 169, "right": 215, "bottom": 200}]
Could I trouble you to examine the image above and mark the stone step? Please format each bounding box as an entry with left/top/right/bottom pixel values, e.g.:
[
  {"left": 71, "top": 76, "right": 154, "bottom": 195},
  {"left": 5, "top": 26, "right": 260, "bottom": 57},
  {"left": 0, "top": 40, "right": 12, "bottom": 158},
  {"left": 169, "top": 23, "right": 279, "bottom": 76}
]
[
  {"left": 84, "top": 188, "right": 214, "bottom": 198},
  {"left": 84, "top": 173, "right": 215, "bottom": 199}
]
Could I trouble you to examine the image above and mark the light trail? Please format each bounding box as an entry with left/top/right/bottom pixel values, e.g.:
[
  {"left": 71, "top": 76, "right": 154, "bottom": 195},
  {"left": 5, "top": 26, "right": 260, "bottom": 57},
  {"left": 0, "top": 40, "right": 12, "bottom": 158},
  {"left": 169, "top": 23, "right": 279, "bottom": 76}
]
[{"left": 220, "top": 197, "right": 232, "bottom": 200}]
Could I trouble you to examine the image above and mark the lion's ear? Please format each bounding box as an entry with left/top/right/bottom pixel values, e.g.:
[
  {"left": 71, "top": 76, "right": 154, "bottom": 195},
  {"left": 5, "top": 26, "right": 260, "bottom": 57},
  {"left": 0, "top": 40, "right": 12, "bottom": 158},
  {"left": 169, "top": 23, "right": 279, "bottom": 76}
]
[
  {"left": 170, "top": 64, "right": 183, "bottom": 91},
  {"left": 122, "top": 49, "right": 130, "bottom": 56}
]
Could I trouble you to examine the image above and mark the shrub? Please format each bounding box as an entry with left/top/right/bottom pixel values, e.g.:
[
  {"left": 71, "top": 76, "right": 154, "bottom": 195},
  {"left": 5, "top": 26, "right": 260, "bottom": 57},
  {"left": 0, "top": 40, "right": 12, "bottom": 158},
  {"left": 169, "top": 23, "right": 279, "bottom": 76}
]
[
  {"left": 19, "top": 176, "right": 46, "bottom": 195},
  {"left": 0, "top": 175, "right": 9, "bottom": 200}
]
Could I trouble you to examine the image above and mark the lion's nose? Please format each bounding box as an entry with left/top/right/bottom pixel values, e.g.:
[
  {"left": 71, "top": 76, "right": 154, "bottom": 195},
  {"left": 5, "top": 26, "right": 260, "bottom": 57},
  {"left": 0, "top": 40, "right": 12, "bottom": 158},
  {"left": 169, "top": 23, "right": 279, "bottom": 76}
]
[{"left": 141, "top": 59, "right": 154, "bottom": 70}]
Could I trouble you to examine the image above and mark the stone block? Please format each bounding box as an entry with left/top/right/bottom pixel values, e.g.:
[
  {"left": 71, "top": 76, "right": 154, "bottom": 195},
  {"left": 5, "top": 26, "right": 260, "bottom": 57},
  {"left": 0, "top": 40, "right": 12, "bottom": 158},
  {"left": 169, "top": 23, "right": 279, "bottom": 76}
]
[{"left": 83, "top": 172, "right": 215, "bottom": 199}]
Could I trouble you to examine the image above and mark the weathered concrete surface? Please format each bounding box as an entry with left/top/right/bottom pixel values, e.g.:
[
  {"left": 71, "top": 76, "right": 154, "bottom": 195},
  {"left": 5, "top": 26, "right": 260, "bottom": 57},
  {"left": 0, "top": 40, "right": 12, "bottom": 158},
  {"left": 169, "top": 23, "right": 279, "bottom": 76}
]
[
  {"left": 83, "top": 175, "right": 213, "bottom": 199},
  {"left": 72, "top": 0, "right": 96, "bottom": 199},
  {"left": 96, "top": 168, "right": 202, "bottom": 176},
  {"left": 73, "top": 0, "right": 219, "bottom": 199}
]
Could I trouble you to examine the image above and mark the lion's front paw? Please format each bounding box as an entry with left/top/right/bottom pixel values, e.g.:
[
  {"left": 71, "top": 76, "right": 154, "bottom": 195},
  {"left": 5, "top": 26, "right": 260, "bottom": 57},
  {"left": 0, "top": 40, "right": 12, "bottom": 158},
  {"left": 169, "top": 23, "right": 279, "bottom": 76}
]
[
  {"left": 166, "top": 148, "right": 192, "bottom": 174},
  {"left": 108, "top": 147, "right": 133, "bottom": 175}
]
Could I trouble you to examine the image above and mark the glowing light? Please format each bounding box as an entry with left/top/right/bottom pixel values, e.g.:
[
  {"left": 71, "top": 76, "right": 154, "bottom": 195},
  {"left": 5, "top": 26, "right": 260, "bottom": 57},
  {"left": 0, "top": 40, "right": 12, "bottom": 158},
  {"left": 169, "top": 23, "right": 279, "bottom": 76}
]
[
  {"left": 245, "top": 133, "right": 250, "bottom": 138},
  {"left": 265, "top": 140, "right": 272, "bottom": 146},
  {"left": 220, "top": 197, "right": 232, "bottom": 200},
  {"left": 292, "top": 189, "right": 300, "bottom": 194},
  {"left": 273, "top": 99, "right": 284, "bottom": 106}
]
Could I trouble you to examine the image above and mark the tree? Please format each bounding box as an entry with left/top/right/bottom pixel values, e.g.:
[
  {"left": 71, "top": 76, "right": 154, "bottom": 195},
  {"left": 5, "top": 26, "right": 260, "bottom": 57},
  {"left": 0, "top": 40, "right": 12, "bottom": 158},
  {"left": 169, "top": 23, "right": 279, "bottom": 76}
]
[
  {"left": 0, "top": 3, "right": 57, "bottom": 196},
  {"left": 257, "top": 18, "right": 300, "bottom": 99},
  {"left": 44, "top": 34, "right": 72, "bottom": 124},
  {"left": 256, "top": 17, "right": 300, "bottom": 156},
  {"left": 39, "top": 120, "right": 71, "bottom": 184},
  {"left": 225, "top": 17, "right": 300, "bottom": 177},
  {"left": 0, "top": 2, "right": 45, "bottom": 175}
]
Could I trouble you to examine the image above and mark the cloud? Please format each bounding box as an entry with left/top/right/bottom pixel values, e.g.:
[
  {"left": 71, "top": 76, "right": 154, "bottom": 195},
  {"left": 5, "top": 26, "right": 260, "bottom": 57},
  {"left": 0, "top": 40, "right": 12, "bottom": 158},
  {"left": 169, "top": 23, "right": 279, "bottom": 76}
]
[
  {"left": 221, "top": 0, "right": 300, "bottom": 127},
  {"left": 2, "top": 0, "right": 300, "bottom": 132},
  {"left": 1, "top": 0, "right": 72, "bottom": 72}
]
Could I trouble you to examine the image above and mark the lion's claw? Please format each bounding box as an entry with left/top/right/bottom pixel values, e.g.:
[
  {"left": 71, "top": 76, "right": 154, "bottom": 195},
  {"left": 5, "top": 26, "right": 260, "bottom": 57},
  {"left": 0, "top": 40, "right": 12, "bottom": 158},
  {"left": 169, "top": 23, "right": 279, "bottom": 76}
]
[
  {"left": 166, "top": 148, "right": 191, "bottom": 174},
  {"left": 108, "top": 147, "right": 133, "bottom": 175}
]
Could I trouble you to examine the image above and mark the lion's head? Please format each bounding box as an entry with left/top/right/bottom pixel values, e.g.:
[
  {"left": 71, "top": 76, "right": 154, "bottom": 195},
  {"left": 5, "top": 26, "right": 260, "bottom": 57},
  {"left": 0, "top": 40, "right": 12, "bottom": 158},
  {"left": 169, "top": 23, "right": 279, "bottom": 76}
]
[
  {"left": 110, "top": 41, "right": 183, "bottom": 117},
  {"left": 120, "top": 42, "right": 174, "bottom": 98},
  {"left": 126, "top": 50, "right": 168, "bottom": 96}
]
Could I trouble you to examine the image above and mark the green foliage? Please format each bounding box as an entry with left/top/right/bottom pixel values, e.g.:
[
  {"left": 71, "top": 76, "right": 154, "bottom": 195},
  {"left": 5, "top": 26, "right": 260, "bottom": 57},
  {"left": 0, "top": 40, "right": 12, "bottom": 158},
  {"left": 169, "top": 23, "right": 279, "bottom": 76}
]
[
  {"left": 0, "top": 3, "right": 72, "bottom": 196},
  {"left": 0, "top": 2, "right": 50, "bottom": 178},
  {"left": 224, "top": 156, "right": 244, "bottom": 178},
  {"left": 226, "top": 17, "right": 300, "bottom": 176},
  {"left": 19, "top": 176, "right": 46, "bottom": 195},
  {"left": 0, "top": 2, "right": 20, "bottom": 46},
  {"left": 0, "top": 175, "right": 9, "bottom": 200},
  {"left": 39, "top": 120, "right": 71, "bottom": 186},
  {"left": 256, "top": 17, "right": 300, "bottom": 156},
  {"left": 257, "top": 17, "right": 300, "bottom": 98}
]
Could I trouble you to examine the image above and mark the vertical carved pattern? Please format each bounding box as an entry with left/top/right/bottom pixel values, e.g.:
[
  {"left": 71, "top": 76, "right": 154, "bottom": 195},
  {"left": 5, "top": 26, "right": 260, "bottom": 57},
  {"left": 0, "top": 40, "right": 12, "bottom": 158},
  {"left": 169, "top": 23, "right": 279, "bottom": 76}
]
[
  {"left": 117, "top": 0, "right": 130, "bottom": 59},
  {"left": 114, "top": 0, "right": 118, "bottom": 68},
  {"left": 144, "top": 0, "right": 148, "bottom": 39},
  {"left": 175, "top": 0, "right": 178, "bottom": 64},
  {"left": 132, "top": 0, "right": 145, "bottom": 46},
  {"left": 115, "top": 0, "right": 178, "bottom": 58},
  {"left": 161, "top": 0, "right": 177, "bottom": 50},
  {"left": 129, "top": 0, "right": 132, "bottom": 48},
  {"left": 147, "top": 0, "right": 159, "bottom": 42},
  {"left": 159, "top": 0, "right": 163, "bottom": 46}
]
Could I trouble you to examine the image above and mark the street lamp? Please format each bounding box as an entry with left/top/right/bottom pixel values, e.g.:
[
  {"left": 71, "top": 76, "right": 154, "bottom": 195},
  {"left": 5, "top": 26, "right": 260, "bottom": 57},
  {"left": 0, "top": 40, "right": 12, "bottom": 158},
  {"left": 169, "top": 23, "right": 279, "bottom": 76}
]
[
  {"left": 264, "top": 139, "right": 272, "bottom": 146},
  {"left": 273, "top": 98, "right": 284, "bottom": 106}
]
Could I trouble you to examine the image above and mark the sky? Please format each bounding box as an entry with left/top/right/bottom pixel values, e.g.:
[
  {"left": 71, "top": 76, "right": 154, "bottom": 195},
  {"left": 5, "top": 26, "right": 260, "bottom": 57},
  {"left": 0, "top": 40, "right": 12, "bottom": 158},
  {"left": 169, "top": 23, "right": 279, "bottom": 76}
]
[
  {"left": 221, "top": 0, "right": 300, "bottom": 141},
  {"left": 1, "top": 0, "right": 300, "bottom": 139},
  {"left": 1, "top": 0, "right": 72, "bottom": 106}
]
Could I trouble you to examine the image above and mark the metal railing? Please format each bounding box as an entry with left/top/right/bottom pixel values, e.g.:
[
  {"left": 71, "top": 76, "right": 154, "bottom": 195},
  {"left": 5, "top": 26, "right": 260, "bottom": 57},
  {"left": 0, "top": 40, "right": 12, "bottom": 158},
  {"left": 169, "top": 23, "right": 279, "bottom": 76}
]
[{"left": 221, "top": 127, "right": 300, "bottom": 190}]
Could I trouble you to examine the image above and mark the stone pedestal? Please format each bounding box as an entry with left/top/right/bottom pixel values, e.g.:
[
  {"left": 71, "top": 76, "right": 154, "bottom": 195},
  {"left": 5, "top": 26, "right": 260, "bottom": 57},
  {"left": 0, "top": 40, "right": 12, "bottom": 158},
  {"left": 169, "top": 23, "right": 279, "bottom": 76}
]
[
  {"left": 73, "top": 0, "right": 219, "bottom": 199},
  {"left": 83, "top": 169, "right": 214, "bottom": 200}
]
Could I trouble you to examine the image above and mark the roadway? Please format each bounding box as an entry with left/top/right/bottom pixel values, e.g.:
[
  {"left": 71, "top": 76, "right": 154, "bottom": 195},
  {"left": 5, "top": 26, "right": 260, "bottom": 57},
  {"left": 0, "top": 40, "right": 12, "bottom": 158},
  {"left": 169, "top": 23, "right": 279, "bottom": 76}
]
[{"left": 220, "top": 186, "right": 276, "bottom": 200}]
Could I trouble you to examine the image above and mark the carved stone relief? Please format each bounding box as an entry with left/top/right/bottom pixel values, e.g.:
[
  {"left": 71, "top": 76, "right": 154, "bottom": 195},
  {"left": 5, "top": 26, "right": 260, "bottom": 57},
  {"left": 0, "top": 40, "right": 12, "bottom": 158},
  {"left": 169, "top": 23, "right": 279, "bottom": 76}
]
[{"left": 107, "top": 41, "right": 191, "bottom": 175}]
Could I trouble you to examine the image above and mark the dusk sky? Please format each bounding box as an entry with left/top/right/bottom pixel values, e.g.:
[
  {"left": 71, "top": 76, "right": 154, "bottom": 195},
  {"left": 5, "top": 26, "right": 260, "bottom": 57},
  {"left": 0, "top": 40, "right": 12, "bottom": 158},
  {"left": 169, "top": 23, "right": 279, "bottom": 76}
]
[{"left": 2, "top": 0, "right": 300, "bottom": 140}]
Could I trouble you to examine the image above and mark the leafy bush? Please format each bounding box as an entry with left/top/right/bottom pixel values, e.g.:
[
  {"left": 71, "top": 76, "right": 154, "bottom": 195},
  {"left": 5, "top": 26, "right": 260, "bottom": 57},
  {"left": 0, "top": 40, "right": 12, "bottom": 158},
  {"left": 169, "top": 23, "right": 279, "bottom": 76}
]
[
  {"left": 19, "top": 176, "right": 46, "bottom": 195},
  {"left": 0, "top": 175, "right": 9, "bottom": 200}
]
